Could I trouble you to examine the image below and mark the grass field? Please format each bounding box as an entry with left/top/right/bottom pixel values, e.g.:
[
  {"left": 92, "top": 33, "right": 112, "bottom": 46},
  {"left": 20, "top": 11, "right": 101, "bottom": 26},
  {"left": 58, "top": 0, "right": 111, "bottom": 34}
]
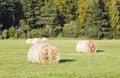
[{"left": 0, "top": 39, "right": 120, "bottom": 78}]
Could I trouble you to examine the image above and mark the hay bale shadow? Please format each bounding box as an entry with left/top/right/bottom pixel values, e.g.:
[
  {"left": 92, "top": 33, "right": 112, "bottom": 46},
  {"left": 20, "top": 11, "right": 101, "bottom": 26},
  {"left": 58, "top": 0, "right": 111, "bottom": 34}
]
[
  {"left": 59, "top": 59, "right": 76, "bottom": 63},
  {"left": 97, "top": 50, "right": 104, "bottom": 52}
]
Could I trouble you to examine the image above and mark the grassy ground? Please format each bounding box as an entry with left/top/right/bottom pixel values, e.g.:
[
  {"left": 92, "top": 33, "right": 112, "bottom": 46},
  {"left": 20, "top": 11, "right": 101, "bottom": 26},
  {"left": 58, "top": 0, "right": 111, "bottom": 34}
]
[{"left": 0, "top": 39, "right": 120, "bottom": 78}]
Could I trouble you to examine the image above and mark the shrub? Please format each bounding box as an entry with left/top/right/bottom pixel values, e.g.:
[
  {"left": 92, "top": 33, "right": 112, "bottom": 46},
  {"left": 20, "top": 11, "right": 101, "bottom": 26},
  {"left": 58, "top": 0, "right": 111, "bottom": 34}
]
[
  {"left": 27, "top": 28, "right": 50, "bottom": 38},
  {"left": 8, "top": 26, "right": 15, "bottom": 38},
  {"left": 0, "top": 35, "right": 2, "bottom": 39},
  {"left": 28, "top": 29, "right": 41, "bottom": 38},
  {"left": 14, "top": 30, "right": 27, "bottom": 39},
  {"left": 63, "top": 21, "right": 78, "bottom": 38},
  {"left": 2, "top": 30, "right": 8, "bottom": 39},
  {"left": 19, "top": 19, "right": 30, "bottom": 31},
  {"left": 40, "top": 28, "right": 49, "bottom": 37},
  {"left": 53, "top": 26, "right": 63, "bottom": 37}
]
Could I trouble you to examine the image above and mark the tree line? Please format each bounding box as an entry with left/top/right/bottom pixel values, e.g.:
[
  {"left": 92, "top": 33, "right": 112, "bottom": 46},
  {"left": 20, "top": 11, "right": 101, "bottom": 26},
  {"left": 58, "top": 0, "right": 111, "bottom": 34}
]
[{"left": 0, "top": 0, "right": 120, "bottom": 39}]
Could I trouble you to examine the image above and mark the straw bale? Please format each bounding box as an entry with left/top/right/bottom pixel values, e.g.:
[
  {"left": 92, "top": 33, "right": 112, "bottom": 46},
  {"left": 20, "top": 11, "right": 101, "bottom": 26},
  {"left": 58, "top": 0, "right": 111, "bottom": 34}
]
[
  {"left": 26, "top": 38, "right": 33, "bottom": 44},
  {"left": 39, "top": 45, "right": 60, "bottom": 64},
  {"left": 27, "top": 43, "right": 46, "bottom": 63},
  {"left": 76, "top": 40, "right": 97, "bottom": 52},
  {"left": 42, "top": 37, "right": 48, "bottom": 42},
  {"left": 27, "top": 43, "right": 60, "bottom": 64},
  {"left": 32, "top": 38, "right": 42, "bottom": 44}
]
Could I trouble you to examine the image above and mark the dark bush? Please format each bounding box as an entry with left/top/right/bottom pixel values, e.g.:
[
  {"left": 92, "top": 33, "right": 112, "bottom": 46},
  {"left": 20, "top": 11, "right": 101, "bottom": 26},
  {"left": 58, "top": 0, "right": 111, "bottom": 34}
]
[
  {"left": 2, "top": 30, "right": 8, "bottom": 39},
  {"left": 14, "top": 30, "right": 27, "bottom": 39},
  {"left": 8, "top": 26, "right": 15, "bottom": 38},
  {"left": 63, "top": 21, "right": 78, "bottom": 38}
]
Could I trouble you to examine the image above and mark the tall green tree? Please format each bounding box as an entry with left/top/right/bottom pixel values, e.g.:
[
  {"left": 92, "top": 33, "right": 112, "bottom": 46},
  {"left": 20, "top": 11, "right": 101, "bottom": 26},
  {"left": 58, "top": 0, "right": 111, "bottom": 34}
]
[
  {"left": 0, "top": 0, "right": 14, "bottom": 30},
  {"left": 40, "top": 1, "right": 56, "bottom": 27},
  {"left": 103, "top": 0, "right": 120, "bottom": 38},
  {"left": 0, "top": 0, "right": 23, "bottom": 30},
  {"left": 52, "top": 0, "right": 78, "bottom": 26},
  {"left": 40, "top": 1, "right": 57, "bottom": 37},
  {"left": 13, "top": 0, "right": 24, "bottom": 26},
  {"left": 80, "top": 0, "right": 109, "bottom": 39},
  {"left": 108, "top": 0, "right": 120, "bottom": 38},
  {"left": 77, "top": 0, "right": 92, "bottom": 26},
  {"left": 20, "top": 0, "right": 42, "bottom": 29}
]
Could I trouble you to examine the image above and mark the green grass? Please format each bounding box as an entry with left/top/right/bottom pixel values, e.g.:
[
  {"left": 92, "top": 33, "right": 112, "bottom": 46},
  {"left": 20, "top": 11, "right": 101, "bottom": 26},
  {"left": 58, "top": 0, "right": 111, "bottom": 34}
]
[{"left": 0, "top": 39, "right": 120, "bottom": 78}]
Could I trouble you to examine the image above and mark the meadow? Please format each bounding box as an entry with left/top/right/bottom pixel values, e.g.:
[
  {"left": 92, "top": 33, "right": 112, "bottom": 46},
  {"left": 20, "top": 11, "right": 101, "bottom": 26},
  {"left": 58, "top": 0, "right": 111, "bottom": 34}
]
[{"left": 0, "top": 39, "right": 120, "bottom": 78}]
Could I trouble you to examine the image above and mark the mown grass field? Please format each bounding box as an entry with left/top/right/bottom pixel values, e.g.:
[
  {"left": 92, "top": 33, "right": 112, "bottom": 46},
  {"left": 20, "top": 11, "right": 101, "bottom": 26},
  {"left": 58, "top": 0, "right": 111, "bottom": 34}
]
[{"left": 0, "top": 39, "right": 120, "bottom": 78}]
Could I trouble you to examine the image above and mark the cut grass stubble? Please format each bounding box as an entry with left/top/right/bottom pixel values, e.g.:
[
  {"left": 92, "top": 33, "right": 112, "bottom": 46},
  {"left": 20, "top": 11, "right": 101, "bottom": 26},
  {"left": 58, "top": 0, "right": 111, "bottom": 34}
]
[{"left": 0, "top": 39, "right": 120, "bottom": 78}]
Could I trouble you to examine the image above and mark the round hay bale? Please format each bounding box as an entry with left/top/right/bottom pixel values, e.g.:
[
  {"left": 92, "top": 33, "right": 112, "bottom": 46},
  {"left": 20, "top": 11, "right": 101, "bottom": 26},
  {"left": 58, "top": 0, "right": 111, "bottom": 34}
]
[
  {"left": 26, "top": 38, "right": 33, "bottom": 44},
  {"left": 27, "top": 43, "right": 46, "bottom": 63},
  {"left": 76, "top": 40, "right": 97, "bottom": 53},
  {"left": 39, "top": 45, "right": 60, "bottom": 64},
  {"left": 27, "top": 43, "right": 60, "bottom": 64},
  {"left": 32, "top": 38, "right": 42, "bottom": 44},
  {"left": 88, "top": 40, "right": 97, "bottom": 52},
  {"left": 42, "top": 37, "right": 48, "bottom": 42}
]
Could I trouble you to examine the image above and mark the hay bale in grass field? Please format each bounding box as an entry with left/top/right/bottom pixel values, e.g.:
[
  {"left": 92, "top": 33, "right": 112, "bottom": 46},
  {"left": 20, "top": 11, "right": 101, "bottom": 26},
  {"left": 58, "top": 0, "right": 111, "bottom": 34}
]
[
  {"left": 26, "top": 38, "right": 42, "bottom": 44},
  {"left": 76, "top": 40, "right": 97, "bottom": 53},
  {"left": 42, "top": 37, "right": 48, "bottom": 42},
  {"left": 26, "top": 38, "right": 48, "bottom": 44},
  {"left": 32, "top": 38, "right": 42, "bottom": 44},
  {"left": 26, "top": 38, "right": 33, "bottom": 44},
  {"left": 27, "top": 43, "right": 46, "bottom": 63},
  {"left": 39, "top": 45, "right": 60, "bottom": 64},
  {"left": 27, "top": 43, "right": 60, "bottom": 64}
]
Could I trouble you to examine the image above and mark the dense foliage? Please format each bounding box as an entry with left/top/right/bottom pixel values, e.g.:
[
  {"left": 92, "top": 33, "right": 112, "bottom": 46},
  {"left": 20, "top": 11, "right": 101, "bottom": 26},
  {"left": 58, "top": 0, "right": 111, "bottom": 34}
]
[
  {"left": 80, "top": 0, "right": 110, "bottom": 39},
  {"left": 0, "top": 0, "right": 120, "bottom": 39}
]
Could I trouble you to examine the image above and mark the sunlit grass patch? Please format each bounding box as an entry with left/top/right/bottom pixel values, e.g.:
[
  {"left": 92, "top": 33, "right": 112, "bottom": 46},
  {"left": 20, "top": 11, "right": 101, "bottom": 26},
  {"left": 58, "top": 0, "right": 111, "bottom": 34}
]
[{"left": 0, "top": 39, "right": 120, "bottom": 78}]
